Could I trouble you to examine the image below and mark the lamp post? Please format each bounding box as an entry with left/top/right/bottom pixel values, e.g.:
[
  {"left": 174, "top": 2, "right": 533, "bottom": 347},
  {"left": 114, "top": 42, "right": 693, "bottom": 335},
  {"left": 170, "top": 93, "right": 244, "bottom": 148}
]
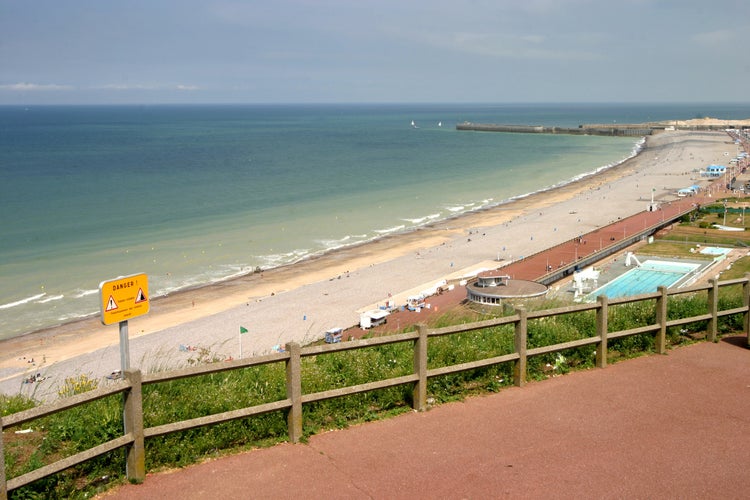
[{"left": 743, "top": 204, "right": 747, "bottom": 227}]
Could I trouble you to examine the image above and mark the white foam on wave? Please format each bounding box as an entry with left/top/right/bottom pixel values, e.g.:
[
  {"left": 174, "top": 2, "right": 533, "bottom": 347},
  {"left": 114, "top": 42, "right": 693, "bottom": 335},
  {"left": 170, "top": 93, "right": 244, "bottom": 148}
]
[
  {"left": 373, "top": 224, "right": 405, "bottom": 235},
  {"left": 139, "top": 262, "right": 258, "bottom": 299},
  {"left": 0, "top": 293, "right": 46, "bottom": 310},
  {"left": 403, "top": 213, "right": 442, "bottom": 225},
  {"left": 74, "top": 289, "right": 99, "bottom": 299},
  {"left": 258, "top": 248, "right": 313, "bottom": 268},
  {"left": 316, "top": 233, "right": 369, "bottom": 251},
  {"left": 37, "top": 294, "right": 64, "bottom": 304},
  {"left": 570, "top": 137, "right": 644, "bottom": 182},
  {"left": 57, "top": 310, "right": 98, "bottom": 323},
  {"left": 207, "top": 263, "right": 262, "bottom": 284},
  {"left": 446, "top": 205, "right": 466, "bottom": 213}
]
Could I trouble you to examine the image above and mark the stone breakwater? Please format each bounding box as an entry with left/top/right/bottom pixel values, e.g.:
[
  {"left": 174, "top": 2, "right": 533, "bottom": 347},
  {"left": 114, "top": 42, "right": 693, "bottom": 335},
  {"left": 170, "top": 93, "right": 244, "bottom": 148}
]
[
  {"left": 456, "top": 119, "right": 750, "bottom": 136},
  {"left": 456, "top": 122, "right": 652, "bottom": 136}
]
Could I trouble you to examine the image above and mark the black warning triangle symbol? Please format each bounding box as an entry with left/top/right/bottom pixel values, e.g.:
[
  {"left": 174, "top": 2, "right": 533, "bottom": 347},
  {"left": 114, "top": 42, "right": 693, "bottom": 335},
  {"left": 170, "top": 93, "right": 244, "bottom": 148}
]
[
  {"left": 105, "top": 295, "right": 118, "bottom": 311},
  {"left": 135, "top": 288, "right": 148, "bottom": 303}
]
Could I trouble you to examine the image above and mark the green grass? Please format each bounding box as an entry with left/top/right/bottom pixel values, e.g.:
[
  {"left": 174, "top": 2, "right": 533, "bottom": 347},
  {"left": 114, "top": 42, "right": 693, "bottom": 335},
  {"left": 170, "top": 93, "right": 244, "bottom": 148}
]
[
  {"left": 717, "top": 255, "right": 750, "bottom": 280},
  {"left": 636, "top": 240, "right": 714, "bottom": 259}
]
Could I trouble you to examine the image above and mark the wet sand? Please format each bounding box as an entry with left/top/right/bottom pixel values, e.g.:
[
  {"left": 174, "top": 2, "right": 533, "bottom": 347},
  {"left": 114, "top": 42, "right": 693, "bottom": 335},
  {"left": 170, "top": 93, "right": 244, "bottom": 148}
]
[{"left": 0, "top": 130, "right": 735, "bottom": 399}]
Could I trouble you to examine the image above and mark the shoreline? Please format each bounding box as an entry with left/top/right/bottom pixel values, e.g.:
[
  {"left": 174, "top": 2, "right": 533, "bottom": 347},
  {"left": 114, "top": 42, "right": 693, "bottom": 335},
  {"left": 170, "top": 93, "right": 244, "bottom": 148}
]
[
  {"left": 0, "top": 130, "right": 734, "bottom": 396},
  {"left": 0, "top": 138, "right": 642, "bottom": 343},
  {"left": 0, "top": 155, "right": 637, "bottom": 356},
  {"left": 0, "top": 152, "right": 635, "bottom": 347},
  {"left": 0, "top": 138, "right": 642, "bottom": 348}
]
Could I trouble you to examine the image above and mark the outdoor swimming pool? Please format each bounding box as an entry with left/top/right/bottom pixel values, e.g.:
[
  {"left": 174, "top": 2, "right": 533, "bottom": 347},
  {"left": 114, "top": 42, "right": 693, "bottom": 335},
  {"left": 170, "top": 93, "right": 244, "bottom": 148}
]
[
  {"left": 586, "top": 260, "right": 701, "bottom": 300},
  {"left": 699, "top": 246, "right": 732, "bottom": 256}
]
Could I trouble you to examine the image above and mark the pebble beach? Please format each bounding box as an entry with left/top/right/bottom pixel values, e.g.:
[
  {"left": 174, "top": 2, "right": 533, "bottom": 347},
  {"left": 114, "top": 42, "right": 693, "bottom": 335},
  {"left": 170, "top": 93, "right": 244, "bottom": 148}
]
[{"left": 0, "top": 129, "right": 736, "bottom": 399}]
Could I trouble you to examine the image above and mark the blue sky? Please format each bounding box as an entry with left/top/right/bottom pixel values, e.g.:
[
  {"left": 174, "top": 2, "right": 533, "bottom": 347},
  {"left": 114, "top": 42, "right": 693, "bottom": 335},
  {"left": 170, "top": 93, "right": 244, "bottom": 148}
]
[{"left": 1, "top": 0, "right": 748, "bottom": 104}]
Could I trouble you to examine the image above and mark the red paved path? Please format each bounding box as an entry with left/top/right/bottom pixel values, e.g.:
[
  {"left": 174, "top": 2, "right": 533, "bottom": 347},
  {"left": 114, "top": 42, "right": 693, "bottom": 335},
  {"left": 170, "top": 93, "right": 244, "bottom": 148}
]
[
  {"left": 501, "top": 197, "right": 704, "bottom": 282},
  {"left": 104, "top": 336, "right": 750, "bottom": 499}
]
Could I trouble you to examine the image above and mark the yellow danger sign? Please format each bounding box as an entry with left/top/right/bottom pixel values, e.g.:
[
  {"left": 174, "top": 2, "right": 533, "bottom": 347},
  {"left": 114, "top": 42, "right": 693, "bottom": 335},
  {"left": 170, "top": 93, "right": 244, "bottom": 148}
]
[{"left": 99, "top": 273, "right": 150, "bottom": 325}]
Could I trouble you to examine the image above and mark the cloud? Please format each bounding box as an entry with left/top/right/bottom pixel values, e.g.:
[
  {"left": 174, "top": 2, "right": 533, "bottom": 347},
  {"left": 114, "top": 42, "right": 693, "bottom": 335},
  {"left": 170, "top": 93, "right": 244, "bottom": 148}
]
[
  {"left": 0, "top": 82, "right": 74, "bottom": 91},
  {"left": 415, "top": 31, "right": 601, "bottom": 61},
  {"left": 96, "top": 83, "right": 200, "bottom": 91},
  {"left": 692, "top": 29, "right": 735, "bottom": 47},
  {"left": 98, "top": 83, "right": 159, "bottom": 90}
]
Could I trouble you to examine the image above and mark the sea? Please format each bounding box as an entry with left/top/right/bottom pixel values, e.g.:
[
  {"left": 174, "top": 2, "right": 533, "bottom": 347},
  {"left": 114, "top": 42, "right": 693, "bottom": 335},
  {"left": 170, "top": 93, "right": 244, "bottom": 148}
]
[{"left": 2, "top": 102, "right": 749, "bottom": 340}]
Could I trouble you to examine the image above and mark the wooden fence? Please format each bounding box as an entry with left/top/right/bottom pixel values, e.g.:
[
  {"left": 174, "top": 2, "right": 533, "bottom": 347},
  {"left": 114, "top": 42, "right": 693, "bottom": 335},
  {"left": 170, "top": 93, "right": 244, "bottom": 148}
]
[{"left": 2, "top": 276, "right": 749, "bottom": 497}]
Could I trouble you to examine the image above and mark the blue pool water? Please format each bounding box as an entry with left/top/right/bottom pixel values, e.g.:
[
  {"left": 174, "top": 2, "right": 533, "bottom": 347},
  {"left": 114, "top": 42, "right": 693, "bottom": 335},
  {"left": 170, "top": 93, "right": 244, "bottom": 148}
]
[
  {"left": 699, "top": 246, "right": 732, "bottom": 256},
  {"left": 587, "top": 260, "right": 700, "bottom": 300}
]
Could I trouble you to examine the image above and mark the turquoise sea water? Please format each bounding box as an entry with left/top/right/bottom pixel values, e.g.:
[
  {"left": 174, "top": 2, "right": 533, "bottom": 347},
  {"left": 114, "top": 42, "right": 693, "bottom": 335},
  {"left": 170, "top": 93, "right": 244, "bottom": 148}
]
[{"left": 1, "top": 103, "right": 749, "bottom": 339}]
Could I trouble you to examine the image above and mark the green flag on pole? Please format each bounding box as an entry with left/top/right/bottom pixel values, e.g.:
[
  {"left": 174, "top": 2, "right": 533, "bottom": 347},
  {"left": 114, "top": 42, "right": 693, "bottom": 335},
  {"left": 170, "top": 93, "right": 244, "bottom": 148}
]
[{"left": 240, "top": 326, "right": 248, "bottom": 334}]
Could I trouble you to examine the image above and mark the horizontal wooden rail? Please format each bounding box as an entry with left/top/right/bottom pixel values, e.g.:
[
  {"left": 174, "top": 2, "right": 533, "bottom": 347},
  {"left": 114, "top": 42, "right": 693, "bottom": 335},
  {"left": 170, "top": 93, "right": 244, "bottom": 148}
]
[
  {"left": 428, "top": 315, "right": 519, "bottom": 337},
  {"left": 609, "top": 324, "right": 661, "bottom": 340},
  {"left": 718, "top": 306, "right": 748, "bottom": 317},
  {"left": 669, "top": 283, "right": 712, "bottom": 296},
  {"left": 6, "top": 434, "right": 133, "bottom": 492},
  {"left": 301, "top": 374, "right": 419, "bottom": 404},
  {"left": 666, "top": 315, "right": 712, "bottom": 328},
  {"left": 526, "top": 302, "right": 599, "bottom": 320},
  {"left": 2, "top": 381, "right": 130, "bottom": 428},
  {"left": 427, "top": 353, "right": 520, "bottom": 378},
  {"left": 527, "top": 336, "right": 602, "bottom": 357},
  {"left": 142, "top": 352, "right": 289, "bottom": 385},
  {"left": 302, "top": 331, "right": 420, "bottom": 356},
  {"left": 144, "top": 400, "right": 293, "bottom": 439}
]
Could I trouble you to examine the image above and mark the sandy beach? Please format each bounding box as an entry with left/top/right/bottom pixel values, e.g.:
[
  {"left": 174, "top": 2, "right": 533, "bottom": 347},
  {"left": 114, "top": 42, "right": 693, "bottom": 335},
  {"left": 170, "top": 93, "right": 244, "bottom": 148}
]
[{"left": 0, "top": 129, "right": 736, "bottom": 399}]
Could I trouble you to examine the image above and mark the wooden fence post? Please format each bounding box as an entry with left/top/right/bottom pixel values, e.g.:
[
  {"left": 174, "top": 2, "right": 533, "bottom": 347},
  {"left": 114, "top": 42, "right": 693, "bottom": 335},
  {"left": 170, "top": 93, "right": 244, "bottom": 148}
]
[
  {"left": 708, "top": 278, "right": 718, "bottom": 342},
  {"left": 1, "top": 414, "right": 6, "bottom": 499},
  {"left": 596, "top": 295, "right": 608, "bottom": 368},
  {"left": 123, "top": 369, "right": 145, "bottom": 484},
  {"left": 514, "top": 307, "right": 527, "bottom": 387},
  {"left": 655, "top": 286, "right": 668, "bottom": 354},
  {"left": 744, "top": 274, "right": 750, "bottom": 348},
  {"left": 286, "top": 342, "right": 302, "bottom": 443},
  {"left": 412, "top": 325, "right": 428, "bottom": 411}
]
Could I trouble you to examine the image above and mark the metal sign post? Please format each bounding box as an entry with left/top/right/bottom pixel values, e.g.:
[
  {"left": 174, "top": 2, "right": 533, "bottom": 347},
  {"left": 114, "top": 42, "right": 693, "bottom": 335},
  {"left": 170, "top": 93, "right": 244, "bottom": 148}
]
[{"left": 119, "top": 320, "right": 130, "bottom": 371}]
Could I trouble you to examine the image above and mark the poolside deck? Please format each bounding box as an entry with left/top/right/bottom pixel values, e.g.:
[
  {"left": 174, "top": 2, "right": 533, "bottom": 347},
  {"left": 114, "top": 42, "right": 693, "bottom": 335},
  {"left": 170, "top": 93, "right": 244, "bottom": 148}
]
[{"left": 579, "top": 257, "right": 708, "bottom": 301}]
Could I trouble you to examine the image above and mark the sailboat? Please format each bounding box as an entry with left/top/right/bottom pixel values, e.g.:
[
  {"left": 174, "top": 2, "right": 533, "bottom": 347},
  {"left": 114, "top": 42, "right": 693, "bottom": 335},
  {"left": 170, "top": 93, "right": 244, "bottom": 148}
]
[{"left": 411, "top": 120, "right": 418, "bottom": 129}]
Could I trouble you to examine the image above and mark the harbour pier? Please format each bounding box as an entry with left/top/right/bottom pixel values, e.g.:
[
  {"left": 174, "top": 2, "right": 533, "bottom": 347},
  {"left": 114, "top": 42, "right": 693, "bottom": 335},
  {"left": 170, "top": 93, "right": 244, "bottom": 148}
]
[{"left": 456, "top": 120, "right": 750, "bottom": 136}]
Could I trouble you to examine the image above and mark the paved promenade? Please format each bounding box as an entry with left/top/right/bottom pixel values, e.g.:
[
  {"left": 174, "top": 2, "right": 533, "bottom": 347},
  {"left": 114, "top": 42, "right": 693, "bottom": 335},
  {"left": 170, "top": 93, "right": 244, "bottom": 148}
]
[
  {"left": 363, "top": 197, "right": 704, "bottom": 335},
  {"left": 496, "top": 196, "right": 703, "bottom": 282},
  {"left": 104, "top": 335, "right": 750, "bottom": 499}
]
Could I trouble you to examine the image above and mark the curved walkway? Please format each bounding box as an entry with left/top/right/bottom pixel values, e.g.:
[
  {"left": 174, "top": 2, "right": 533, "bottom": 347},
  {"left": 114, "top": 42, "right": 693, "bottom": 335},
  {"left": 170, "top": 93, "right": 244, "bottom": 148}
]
[
  {"left": 103, "top": 336, "right": 750, "bottom": 499},
  {"left": 502, "top": 197, "right": 704, "bottom": 283}
]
